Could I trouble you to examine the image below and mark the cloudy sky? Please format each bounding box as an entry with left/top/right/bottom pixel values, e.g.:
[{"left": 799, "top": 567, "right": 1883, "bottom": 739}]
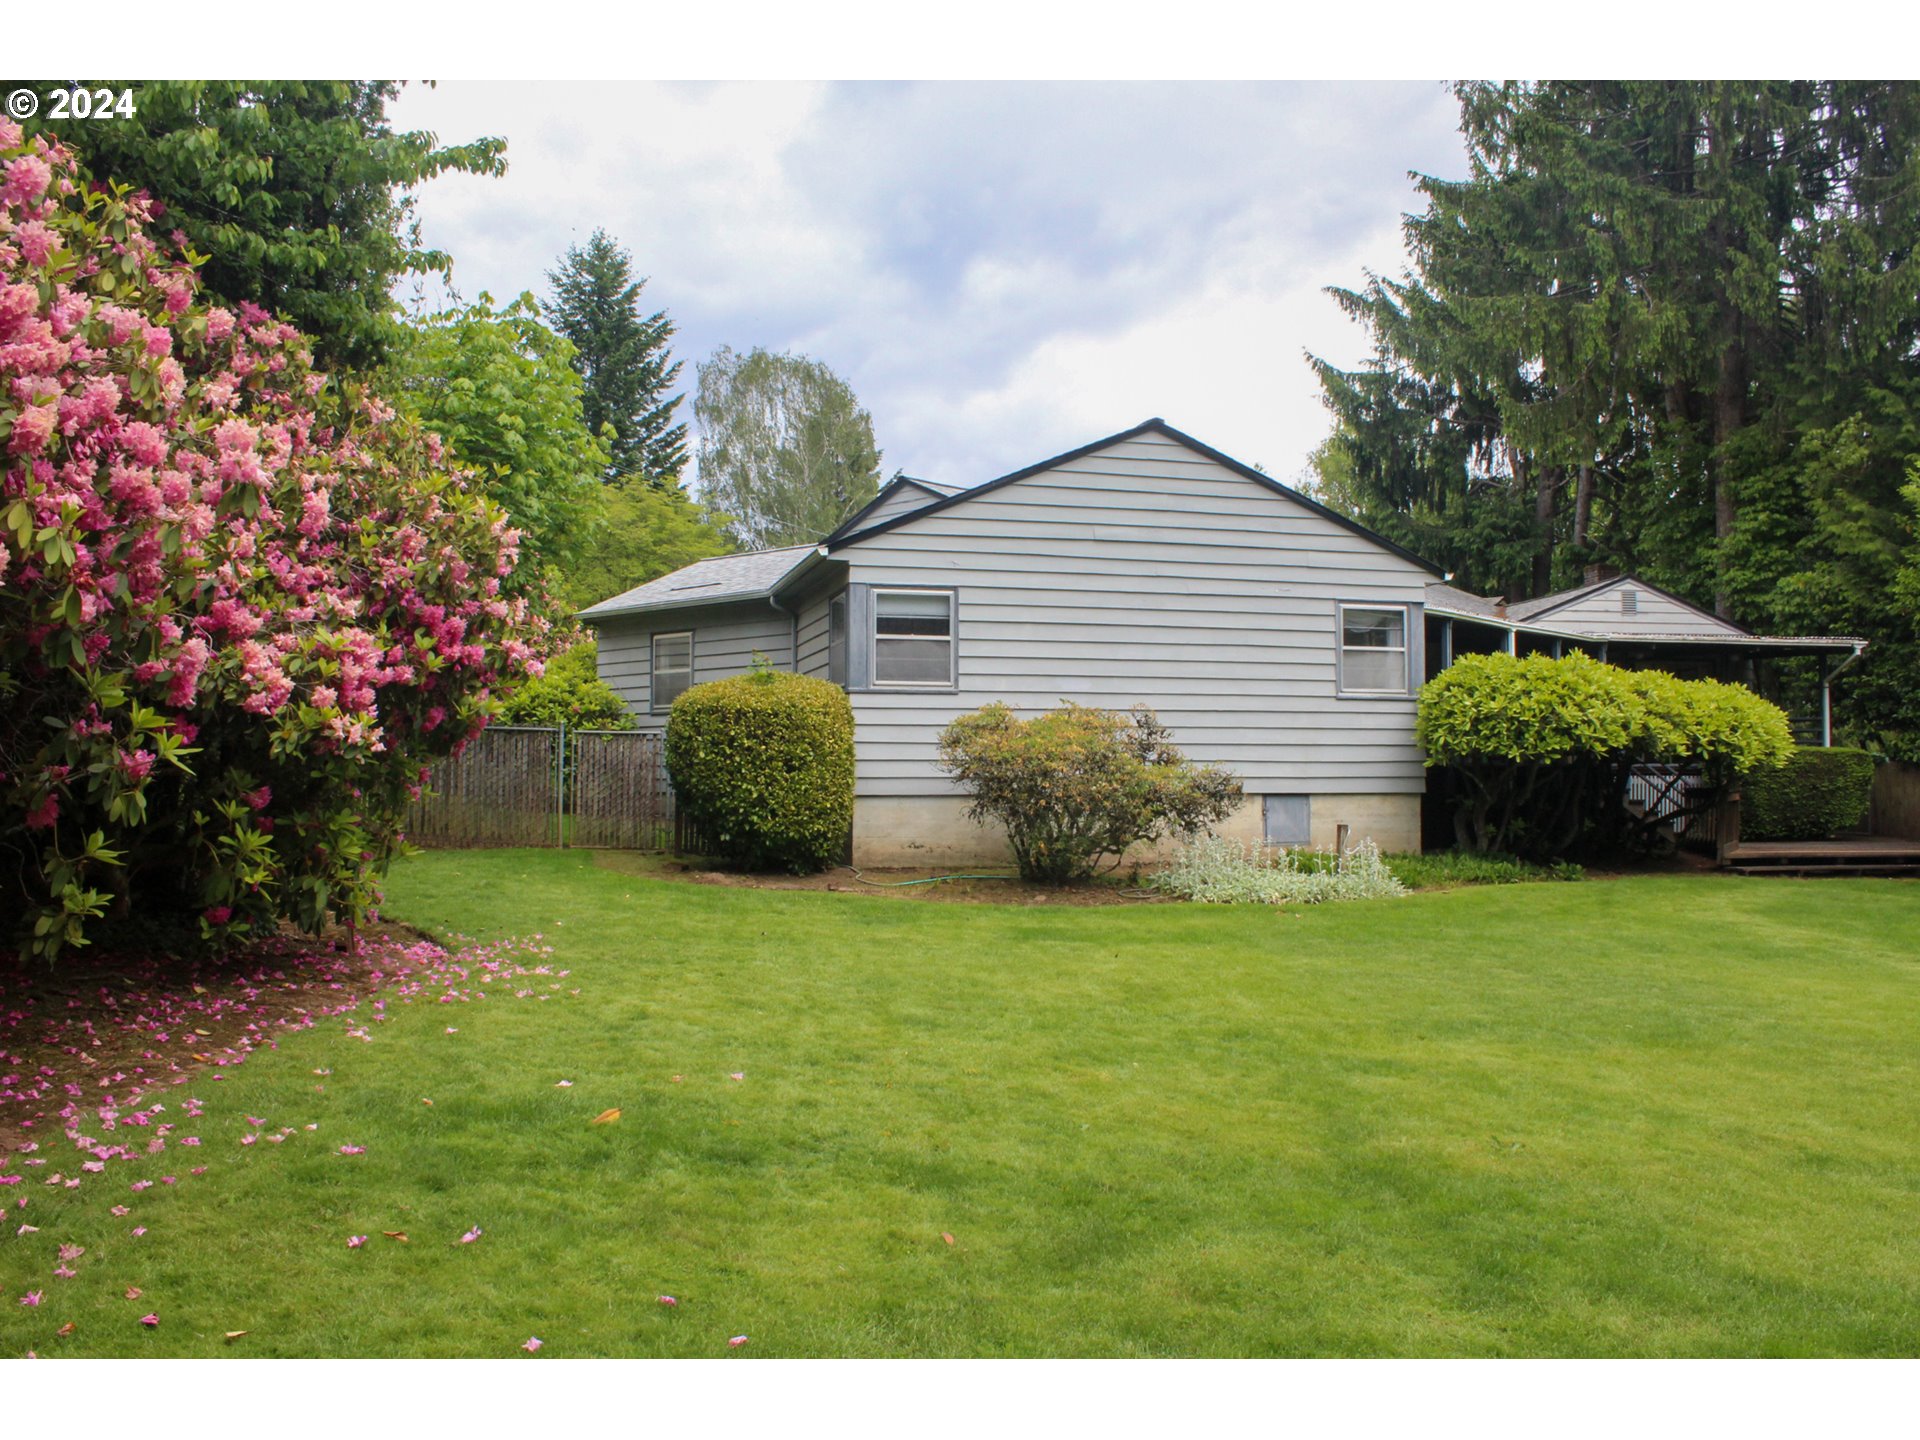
[{"left": 388, "top": 81, "right": 1467, "bottom": 493}]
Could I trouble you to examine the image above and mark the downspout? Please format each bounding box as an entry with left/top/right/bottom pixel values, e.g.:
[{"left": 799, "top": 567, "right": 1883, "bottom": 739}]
[{"left": 1821, "top": 642, "right": 1868, "bottom": 747}]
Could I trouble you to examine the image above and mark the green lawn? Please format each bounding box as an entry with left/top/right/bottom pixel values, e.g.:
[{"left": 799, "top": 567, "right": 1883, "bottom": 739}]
[{"left": 6, "top": 850, "right": 1919, "bottom": 1357}]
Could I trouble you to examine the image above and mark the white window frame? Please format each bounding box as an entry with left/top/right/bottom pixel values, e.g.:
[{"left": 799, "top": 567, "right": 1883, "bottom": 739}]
[
  {"left": 1335, "top": 603, "right": 1412, "bottom": 698},
  {"left": 871, "top": 587, "right": 957, "bottom": 690},
  {"left": 650, "top": 630, "right": 694, "bottom": 714}
]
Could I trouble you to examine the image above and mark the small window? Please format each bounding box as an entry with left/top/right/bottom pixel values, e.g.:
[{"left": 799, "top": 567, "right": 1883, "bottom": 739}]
[
  {"left": 1338, "top": 605, "right": 1410, "bottom": 695},
  {"left": 1620, "top": 588, "right": 1638, "bottom": 614},
  {"left": 828, "top": 595, "right": 849, "bottom": 687},
  {"left": 651, "top": 631, "right": 693, "bottom": 713},
  {"left": 873, "top": 589, "right": 954, "bottom": 687}
]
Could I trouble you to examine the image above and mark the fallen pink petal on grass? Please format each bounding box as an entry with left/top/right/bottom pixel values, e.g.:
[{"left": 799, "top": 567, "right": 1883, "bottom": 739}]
[
  {"left": 728, "top": 1073, "right": 745, "bottom": 1082},
  {"left": 522, "top": 1336, "right": 543, "bottom": 1353},
  {"left": 139, "top": 1313, "right": 158, "bottom": 1327},
  {"left": 728, "top": 1334, "right": 749, "bottom": 1348},
  {"left": 339, "top": 1146, "right": 366, "bottom": 1156},
  {"left": 554, "top": 1080, "right": 573, "bottom": 1088},
  {"left": 58, "top": 1243, "right": 83, "bottom": 1261},
  {"left": 124, "top": 1287, "right": 142, "bottom": 1300},
  {"left": 657, "top": 1295, "right": 677, "bottom": 1307},
  {"left": 110, "top": 1205, "right": 129, "bottom": 1217},
  {"left": 20, "top": 1291, "right": 43, "bottom": 1307},
  {"left": 52, "top": 1266, "right": 75, "bottom": 1280},
  {"left": 460, "top": 1226, "right": 483, "bottom": 1244},
  {"left": 347, "top": 1235, "right": 367, "bottom": 1248}
]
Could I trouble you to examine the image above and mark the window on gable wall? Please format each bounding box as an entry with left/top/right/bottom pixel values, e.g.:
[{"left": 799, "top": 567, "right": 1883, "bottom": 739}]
[
  {"left": 1337, "top": 605, "right": 1410, "bottom": 695},
  {"left": 873, "top": 589, "right": 955, "bottom": 687}
]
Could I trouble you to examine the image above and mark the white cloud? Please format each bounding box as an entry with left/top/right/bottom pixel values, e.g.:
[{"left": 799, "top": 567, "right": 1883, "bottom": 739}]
[{"left": 387, "top": 80, "right": 1464, "bottom": 491}]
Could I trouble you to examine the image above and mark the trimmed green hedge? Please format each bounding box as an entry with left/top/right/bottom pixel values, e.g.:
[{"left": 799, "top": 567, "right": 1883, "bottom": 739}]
[
  {"left": 497, "top": 641, "right": 635, "bottom": 731},
  {"left": 1742, "top": 746, "right": 1877, "bottom": 841},
  {"left": 665, "top": 671, "right": 854, "bottom": 872}
]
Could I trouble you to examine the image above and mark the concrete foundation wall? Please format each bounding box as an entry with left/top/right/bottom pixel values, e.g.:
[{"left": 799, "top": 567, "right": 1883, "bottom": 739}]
[{"left": 850, "top": 792, "right": 1421, "bottom": 869}]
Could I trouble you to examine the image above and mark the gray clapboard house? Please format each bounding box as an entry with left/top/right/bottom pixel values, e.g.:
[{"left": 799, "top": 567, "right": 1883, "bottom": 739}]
[{"left": 580, "top": 419, "right": 1441, "bottom": 863}]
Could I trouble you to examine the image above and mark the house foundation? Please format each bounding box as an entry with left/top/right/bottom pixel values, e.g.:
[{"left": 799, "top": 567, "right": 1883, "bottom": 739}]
[{"left": 849, "top": 792, "right": 1422, "bottom": 869}]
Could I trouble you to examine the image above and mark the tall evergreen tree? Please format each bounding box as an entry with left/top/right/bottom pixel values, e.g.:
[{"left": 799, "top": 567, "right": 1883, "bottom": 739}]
[
  {"left": 546, "top": 230, "right": 688, "bottom": 485},
  {"left": 1313, "top": 81, "right": 1920, "bottom": 754}
]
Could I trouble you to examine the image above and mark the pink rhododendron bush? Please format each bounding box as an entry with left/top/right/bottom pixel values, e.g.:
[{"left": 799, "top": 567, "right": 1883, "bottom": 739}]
[{"left": 0, "top": 125, "right": 546, "bottom": 959}]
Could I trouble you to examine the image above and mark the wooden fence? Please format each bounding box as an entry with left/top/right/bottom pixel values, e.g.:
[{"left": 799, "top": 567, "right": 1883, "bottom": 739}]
[{"left": 406, "top": 725, "right": 681, "bottom": 851}]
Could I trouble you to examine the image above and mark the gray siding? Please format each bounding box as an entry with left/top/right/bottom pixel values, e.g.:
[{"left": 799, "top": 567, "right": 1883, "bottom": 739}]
[
  {"left": 593, "top": 602, "right": 794, "bottom": 732},
  {"left": 1539, "top": 580, "right": 1743, "bottom": 637},
  {"left": 857, "top": 482, "right": 948, "bottom": 531},
  {"left": 837, "top": 430, "right": 1432, "bottom": 797},
  {"left": 796, "top": 593, "right": 834, "bottom": 679}
]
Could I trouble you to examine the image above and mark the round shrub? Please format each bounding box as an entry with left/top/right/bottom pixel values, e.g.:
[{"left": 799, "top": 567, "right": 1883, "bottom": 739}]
[
  {"left": 664, "top": 671, "right": 853, "bottom": 872},
  {"left": 1742, "top": 745, "right": 1877, "bottom": 840}
]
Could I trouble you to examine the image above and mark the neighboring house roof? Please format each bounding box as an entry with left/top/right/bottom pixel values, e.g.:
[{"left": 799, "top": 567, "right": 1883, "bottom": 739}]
[
  {"left": 1507, "top": 573, "right": 1745, "bottom": 633},
  {"left": 577, "top": 544, "right": 822, "bottom": 620},
  {"left": 1424, "top": 576, "right": 1865, "bottom": 651},
  {"left": 828, "top": 418, "right": 1447, "bottom": 578}
]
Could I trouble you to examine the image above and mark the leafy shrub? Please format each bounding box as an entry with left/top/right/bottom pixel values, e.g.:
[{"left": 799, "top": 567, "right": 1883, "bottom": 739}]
[
  {"left": 1417, "top": 653, "right": 1793, "bottom": 858},
  {"left": 1384, "top": 851, "right": 1585, "bottom": 890},
  {"left": 1741, "top": 745, "right": 1877, "bottom": 840},
  {"left": 0, "top": 125, "right": 546, "bottom": 958},
  {"left": 1154, "top": 836, "right": 1407, "bottom": 904},
  {"left": 497, "top": 641, "right": 634, "bottom": 732},
  {"left": 664, "top": 671, "right": 853, "bottom": 872},
  {"left": 937, "top": 703, "right": 1240, "bottom": 883}
]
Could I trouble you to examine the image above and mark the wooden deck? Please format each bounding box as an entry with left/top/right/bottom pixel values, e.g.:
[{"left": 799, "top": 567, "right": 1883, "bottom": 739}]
[{"left": 1721, "top": 836, "right": 1920, "bottom": 877}]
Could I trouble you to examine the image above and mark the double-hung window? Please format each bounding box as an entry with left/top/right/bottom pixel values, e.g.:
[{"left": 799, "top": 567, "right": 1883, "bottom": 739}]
[
  {"left": 1337, "top": 604, "right": 1410, "bottom": 696},
  {"left": 872, "top": 589, "right": 955, "bottom": 687},
  {"left": 651, "top": 631, "right": 693, "bottom": 712}
]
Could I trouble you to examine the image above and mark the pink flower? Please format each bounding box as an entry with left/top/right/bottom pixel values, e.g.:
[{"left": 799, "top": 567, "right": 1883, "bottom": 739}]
[
  {"left": 110, "top": 1205, "right": 129, "bottom": 1217},
  {"left": 728, "top": 1335, "right": 749, "bottom": 1348},
  {"left": 130, "top": 1180, "right": 152, "bottom": 1192},
  {"left": 139, "top": 1312, "right": 158, "bottom": 1327},
  {"left": 131, "top": 1226, "right": 146, "bottom": 1237},
  {"left": 728, "top": 1073, "right": 745, "bottom": 1082},
  {"left": 459, "top": 1226, "right": 482, "bottom": 1244},
  {"left": 52, "top": 1265, "right": 76, "bottom": 1279},
  {"left": 339, "top": 1145, "right": 365, "bottom": 1156},
  {"left": 347, "top": 1235, "right": 367, "bottom": 1248},
  {"left": 240, "top": 1134, "right": 257, "bottom": 1146},
  {"left": 657, "top": 1295, "right": 677, "bottom": 1308},
  {"left": 554, "top": 1080, "right": 573, "bottom": 1088},
  {"left": 204, "top": 906, "right": 232, "bottom": 926},
  {"left": 522, "top": 1336, "right": 543, "bottom": 1353},
  {"left": 20, "top": 1291, "right": 43, "bottom": 1307}
]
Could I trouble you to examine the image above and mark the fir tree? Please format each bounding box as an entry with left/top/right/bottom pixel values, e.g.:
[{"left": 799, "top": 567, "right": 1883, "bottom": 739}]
[{"left": 546, "top": 230, "right": 688, "bottom": 485}]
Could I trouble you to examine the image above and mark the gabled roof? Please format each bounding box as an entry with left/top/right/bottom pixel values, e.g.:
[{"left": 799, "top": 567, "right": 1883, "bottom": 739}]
[
  {"left": 825, "top": 474, "right": 961, "bottom": 543},
  {"left": 828, "top": 418, "right": 1445, "bottom": 577},
  {"left": 1507, "top": 573, "right": 1746, "bottom": 633},
  {"left": 577, "top": 544, "right": 821, "bottom": 621}
]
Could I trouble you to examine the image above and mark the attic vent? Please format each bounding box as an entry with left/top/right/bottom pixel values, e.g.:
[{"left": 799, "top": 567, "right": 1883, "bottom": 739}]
[{"left": 1620, "top": 588, "right": 1638, "bottom": 615}]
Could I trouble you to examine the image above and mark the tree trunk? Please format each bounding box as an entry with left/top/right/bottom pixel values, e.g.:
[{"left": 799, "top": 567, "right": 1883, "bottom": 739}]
[
  {"left": 1526, "top": 457, "right": 1558, "bottom": 596},
  {"left": 1573, "top": 463, "right": 1594, "bottom": 550},
  {"left": 1711, "top": 332, "right": 1745, "bottom": 615}
]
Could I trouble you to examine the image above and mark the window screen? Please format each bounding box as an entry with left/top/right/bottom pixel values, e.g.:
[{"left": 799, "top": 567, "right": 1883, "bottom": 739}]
[
  {"left": 873, "top": 590, "right": 954, "bottom": 686},
  {"left": 1339, "top": 606, "right": 1409, "bottom": 694},
  {"left": 651, "top": 632, "right": 693, "bottom": 712}
]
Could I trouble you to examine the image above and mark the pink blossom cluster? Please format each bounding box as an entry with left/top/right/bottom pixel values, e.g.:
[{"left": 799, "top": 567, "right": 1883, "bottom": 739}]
[{"left": 0, "top": 124, "right": 552, "bottom": 955}]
